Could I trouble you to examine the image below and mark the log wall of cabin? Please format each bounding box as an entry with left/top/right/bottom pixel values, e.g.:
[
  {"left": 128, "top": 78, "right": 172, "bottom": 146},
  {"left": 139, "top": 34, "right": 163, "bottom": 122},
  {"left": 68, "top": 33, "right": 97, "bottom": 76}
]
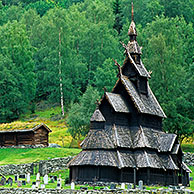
[
  {"left": 34, "top": 127, "right": 49, "bottom": 146},
  {"left": 17, "top": 132, "right": 34, "bottom": 145}
]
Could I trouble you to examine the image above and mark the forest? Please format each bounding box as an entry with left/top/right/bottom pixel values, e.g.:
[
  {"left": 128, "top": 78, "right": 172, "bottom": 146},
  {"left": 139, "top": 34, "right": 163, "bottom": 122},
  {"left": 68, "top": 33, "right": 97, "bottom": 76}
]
[{"left": 0, "top": 0, "right": 193, "bottom": 141}]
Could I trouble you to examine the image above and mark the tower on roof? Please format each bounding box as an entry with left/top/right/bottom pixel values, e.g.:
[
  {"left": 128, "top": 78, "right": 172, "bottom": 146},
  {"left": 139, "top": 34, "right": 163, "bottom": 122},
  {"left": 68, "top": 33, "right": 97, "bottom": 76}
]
[{"left": 68, "top": 2, "right": 191, "bottom": 187}]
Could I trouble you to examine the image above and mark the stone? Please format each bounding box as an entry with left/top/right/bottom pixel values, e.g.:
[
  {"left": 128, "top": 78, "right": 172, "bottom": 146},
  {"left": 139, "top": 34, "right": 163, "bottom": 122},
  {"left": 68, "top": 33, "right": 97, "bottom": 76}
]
[
  {"left": 110, "top": 183, "right": 116, "bottom": 190},
  {"left": 121, "top": 183, "right": 125, "bottom": 189},
  {"left": 22, "top": 180, "right": 26, "bottom": 185},
  {"left": 36, "top": 180, "right": 40, "bottom": 188},
  {"left": 26, "top": 173, "right": 30, "bottom": 183},
  {"left": 41, "top": 184, "right": 45, "bottom": 189},
  {"left": 44, "top": 174, "right": 49, "bottom": 185},
  {"left": 15, "top": 175, "right": 18, "bottom": 182},
  {"left": 0, "top": 177, "right": 6, "bottom": 186},
  {"left": 127, "top": 183, "right": 133, "bottom": 190},
  {"left": 32, "top": 184, "right": 36, "bottom": 189},
  {"left": 71, "top": 182, "right": 75, "bottom": 190},
  {"left": 54, "top": 176, "right": 57, "bottom": 181},
  {"left": 138, "top": 180, "right": 143, "bottom": 190},
  {"left": 189, "top": 177, "right": 193, "bottom": 181},
  {"left": 36, "top": 172, "right": 40, "bottom": 181},
  {"left": 17, "top": 181, "right": 22, "bottom": 187},
  {"left": 7, "top": 177, "right": 13, "bottom": 186},
  {"left": 56, "top": 174, "right": 62, "bottom": 189},
  {"left": 50, "top": 177, "right": 54, "bottom": 183},
  {"left": 19, "top": 174, "right": 25, "bottom": 179}
]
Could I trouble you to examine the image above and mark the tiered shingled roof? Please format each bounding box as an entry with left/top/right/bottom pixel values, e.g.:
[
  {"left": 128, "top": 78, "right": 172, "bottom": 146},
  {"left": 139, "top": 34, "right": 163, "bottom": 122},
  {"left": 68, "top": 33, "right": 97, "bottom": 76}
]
[
  {"left": 116, "top": 76, "right": 166, "bottom": 118},
  {"left": 80, "top": 125, "right": 177, "bottom": 153},
  {"left": 69, "top": 149, "right": 179, "bottom": 170}
]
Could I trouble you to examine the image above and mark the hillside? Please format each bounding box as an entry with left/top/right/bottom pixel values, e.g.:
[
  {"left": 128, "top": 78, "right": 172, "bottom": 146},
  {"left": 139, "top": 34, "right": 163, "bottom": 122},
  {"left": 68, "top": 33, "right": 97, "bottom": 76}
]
[{"left": 0, "top": 105, "right": 76, "bottom": 148}]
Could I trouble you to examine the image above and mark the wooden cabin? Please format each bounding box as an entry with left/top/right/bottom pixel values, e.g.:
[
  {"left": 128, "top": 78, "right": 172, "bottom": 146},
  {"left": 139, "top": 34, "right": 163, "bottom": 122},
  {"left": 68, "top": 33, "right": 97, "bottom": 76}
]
[
  {"left": 0, "top": 123, "right": 51, "bottom": 147},
  {"left": 68, "top": 3, "right": 191, "bottom": 186}
]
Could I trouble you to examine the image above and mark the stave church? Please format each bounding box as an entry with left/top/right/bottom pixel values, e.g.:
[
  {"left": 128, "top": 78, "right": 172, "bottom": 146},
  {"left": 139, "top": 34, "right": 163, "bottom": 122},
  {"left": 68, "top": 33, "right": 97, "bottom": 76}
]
[{"left": 68, "top": 3, "right": 191, "bottom": 186}]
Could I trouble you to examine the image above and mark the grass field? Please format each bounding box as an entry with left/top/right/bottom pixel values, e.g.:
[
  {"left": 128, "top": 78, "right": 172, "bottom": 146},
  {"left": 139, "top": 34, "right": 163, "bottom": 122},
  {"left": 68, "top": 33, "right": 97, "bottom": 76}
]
[
  {"left": 181, "top": 144, "right": 194, "bottom": 153},
  {"left": 0, "top": 148, "right": 81, "bottom": 165}
]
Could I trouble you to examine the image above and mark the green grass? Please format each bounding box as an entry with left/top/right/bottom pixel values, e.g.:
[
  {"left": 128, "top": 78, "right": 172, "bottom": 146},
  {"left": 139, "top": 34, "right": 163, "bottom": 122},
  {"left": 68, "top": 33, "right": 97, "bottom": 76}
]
[
  {"left": 182, "top": 144, "right": 194, "bottom": 153},
  {"left": 0, "top": 148, "right": 81, "bottom": 165},
  {"left": 189, "top": 166, "right": 194, "bottom": 190}
]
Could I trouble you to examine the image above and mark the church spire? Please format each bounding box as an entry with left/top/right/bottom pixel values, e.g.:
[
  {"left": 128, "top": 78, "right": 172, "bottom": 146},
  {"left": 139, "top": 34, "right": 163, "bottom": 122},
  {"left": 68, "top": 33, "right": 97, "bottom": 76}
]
[
  {"left": 128, "top": 1, "right": 137, "bottom": 38},
  {"left": 131, "top": 1, "right": 134, "bottom": 21}
]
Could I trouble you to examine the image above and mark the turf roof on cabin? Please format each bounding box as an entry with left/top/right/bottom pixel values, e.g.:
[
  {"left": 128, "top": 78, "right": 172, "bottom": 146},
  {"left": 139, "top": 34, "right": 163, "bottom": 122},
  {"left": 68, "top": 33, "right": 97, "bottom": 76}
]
[{"left": 0, "top": 122, "right": 51, "bottom": 132}]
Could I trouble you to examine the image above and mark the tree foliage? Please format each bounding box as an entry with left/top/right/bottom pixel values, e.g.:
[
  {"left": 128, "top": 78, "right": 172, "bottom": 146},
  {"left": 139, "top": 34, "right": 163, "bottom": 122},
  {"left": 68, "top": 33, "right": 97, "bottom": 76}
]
[{"left": 0, "top": 0, "right": 193, "bottom": 141}]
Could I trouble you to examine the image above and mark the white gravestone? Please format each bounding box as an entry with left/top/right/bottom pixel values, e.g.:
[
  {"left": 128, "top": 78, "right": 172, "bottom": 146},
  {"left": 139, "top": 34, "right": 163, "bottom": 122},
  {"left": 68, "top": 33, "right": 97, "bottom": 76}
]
[
  {"left": 41, "top": 184, "right": 45, "bottom": 189},
  {"left": 121, "top": 183, "right": 125, "bottom": 189},
  {"left": 36, "top": 180, "right": 40, "bottom": 188},
  {"left": 26, "top": 173, "right": 30, "bottom": 183},
  {"left": 36, "top": 172, "right": 40, "bottom": 181},
  {"left": 138, "top": 180, "right": 143, "bottom": 190},
  {"left": 32, "top": 184, "right": 36, "bottom": 189},
  {"left": 71, "top": 182, "right": 75, "bottom": 190},
  {"left": 43, "top": 174, "right": 48, "bottom": 185}
]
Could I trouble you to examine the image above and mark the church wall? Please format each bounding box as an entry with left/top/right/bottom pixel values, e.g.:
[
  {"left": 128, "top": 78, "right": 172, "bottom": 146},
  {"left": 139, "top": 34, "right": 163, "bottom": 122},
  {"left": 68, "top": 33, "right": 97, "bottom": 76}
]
[
  {"left": 122, "top": 60, "right": 137, "bottom": 78},
  {"left": 113, "top": 81, "right": 139, "bottom": 127},
  {"left": 139, "top": 114, "right": 162, "bottom": 131},
  {"left": 70, "top": 166, "right": 119, "bottom": 182},
  {"left": 100, "top": 100, "right": 114, "bottom": 125}
]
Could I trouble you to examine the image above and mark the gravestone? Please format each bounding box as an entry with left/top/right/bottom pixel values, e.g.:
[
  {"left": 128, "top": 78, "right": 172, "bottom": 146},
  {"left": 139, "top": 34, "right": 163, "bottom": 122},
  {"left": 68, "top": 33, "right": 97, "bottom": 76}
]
[
  {"left": 8, "top": 177, "right": 13, "bottom": 186},
  {"left": 36, "top": 180, "right": 40, "bottom": 188},
  {"left": 127, "top": 183, "right": 133, "bottom": 190},
  {"left": 71, "top": 182, "right": 75, "bottom": 190},
  {"left": 57, "top": 174, "right": 62, "bottom": 189},
  {"left": 54, "top": 176, "right": 58, "bottom": 181},
  {"left": 41, "top": 184, "right": 45, "bottom": 189},
  {"left": 22, "top": 180, "right": 26, "bottom": 186},
  {"left": 0, "top": 177, "right": 5, "bottom": 186},
  {"left": 19, "top": 174, "right": 25, "bottom": 179},
  {"left": 110, "top": 183, "right": 116, "bottom": 190},
  {"left": 17, "top": 181, "right": 22, "bottom": 187},
  {"left": 26, "top": 173, "right": 30, "bottom": 183},
  {"left": 43, "top": 174, "right": 48, "bottom": 185},
  {"left": 32, "top": 184, "right": 36, "bottom": 189},
  {"left": 121, "top": 183, "right": 125, "bottom": 189},
  {"left": 30, "top": 163, "right": 34, "bottom": 175},
  {"left": 138, "top": 180, "right": 143, "bottom": 190},
  {"left": 189, "top": 177, "right": 193, "bottom": 181},
  {"left": 36, "top": 172, "right": 40, "bottom": 181},
  {"left": 15, "top": 175, "right": 18, "bottom": 183},
  {"left": 50, "top": 177, "right": 54, "bottom": 183}
]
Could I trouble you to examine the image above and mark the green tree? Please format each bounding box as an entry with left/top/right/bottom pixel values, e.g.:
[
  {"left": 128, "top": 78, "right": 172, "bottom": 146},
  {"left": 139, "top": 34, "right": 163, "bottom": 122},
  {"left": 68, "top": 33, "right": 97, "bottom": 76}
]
[
  {"left": 140, "top": 16, "right": 194, "bottom": 142},
  {"left": 113, "top": 0, "right": 123, "bottom": 34},
  {"left": 94, "top": 58, "right": 117, "bottom": 95},
  {"left": 67, "top": 86, "right": 100, "bottom": 140},
  {"left": 0, "top": 21, "right": 36, "bottom": 122}
]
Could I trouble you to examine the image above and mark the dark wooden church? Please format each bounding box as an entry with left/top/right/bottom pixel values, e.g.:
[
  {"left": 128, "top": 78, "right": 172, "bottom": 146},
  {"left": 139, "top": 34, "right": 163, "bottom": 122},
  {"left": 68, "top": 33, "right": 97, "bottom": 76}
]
[{"left": 68, "top": 3, "right": 191, "bottom": 186}]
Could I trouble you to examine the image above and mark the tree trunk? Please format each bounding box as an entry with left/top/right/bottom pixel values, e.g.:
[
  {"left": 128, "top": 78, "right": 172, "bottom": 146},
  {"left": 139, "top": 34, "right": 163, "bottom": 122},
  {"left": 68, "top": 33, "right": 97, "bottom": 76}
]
[{"left": 59, "top": 29, "right": 65, "bottom": 117}]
